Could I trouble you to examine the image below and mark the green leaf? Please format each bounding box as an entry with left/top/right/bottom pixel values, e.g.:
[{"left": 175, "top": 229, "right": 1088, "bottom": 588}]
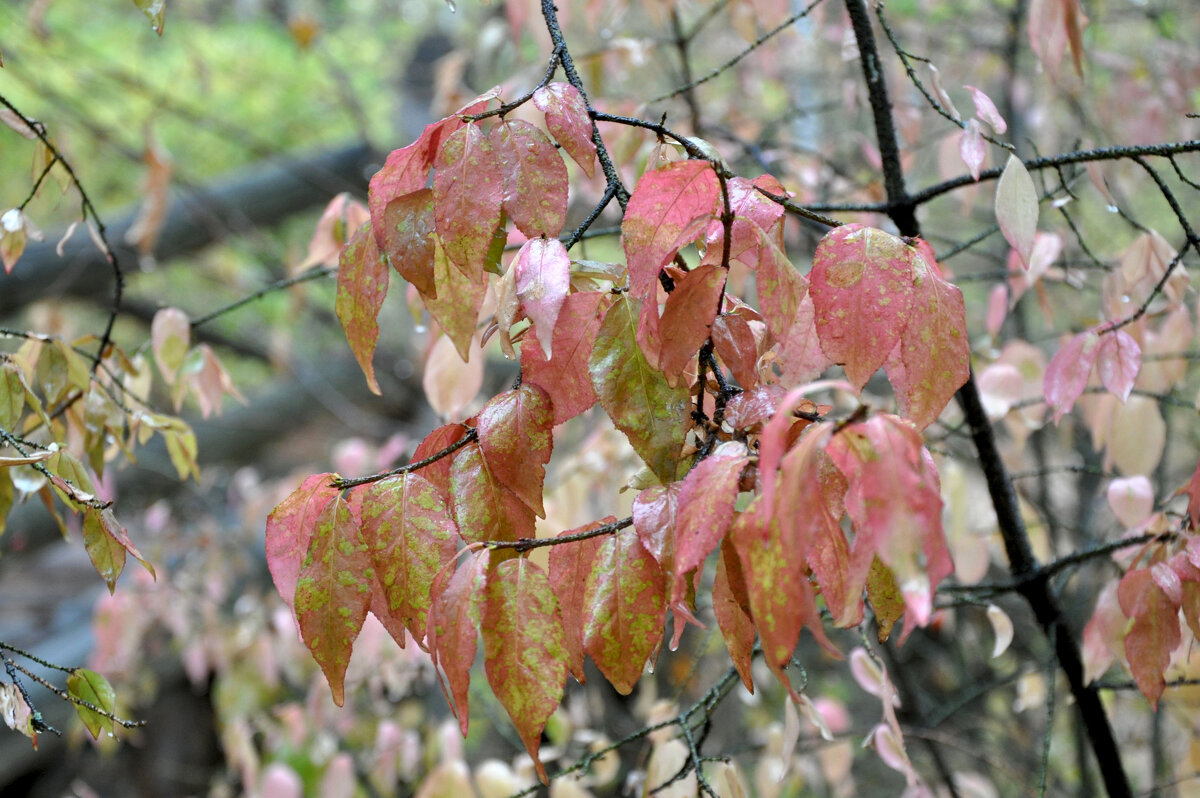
[
  {"left": 335, "top": 221, "right": 389, "bottom": 395},
  {"left": 482, "top": 557, "right": 569, "bottom": 783},
  {"left": 83, "top": 507, "right": 127, "bottom": 594},
  {"left": 0, "top": 360, "right": 25, "bottom": 430},
  {"left": 294, "top": 492, "right": 373, "bottom": 707},
  {"left": 866, "top": 557, "right": 905, "bottom": 643},
  {"left": 424, "top": 235, "right": 488, "bottom": 362},
  {"left": 67, "top": 668, "right": 116, "bottom": 739},
  {"left": 588, "top": 294, "right": 691, "bottom": 483},
  {"left": 131, "top": 0, "right": 166, "bottom": 35}
]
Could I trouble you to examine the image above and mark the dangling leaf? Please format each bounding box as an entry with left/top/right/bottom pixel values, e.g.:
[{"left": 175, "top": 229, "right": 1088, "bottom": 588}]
[
  {"left": 381, "top": 188, "right": 438, "bottom": 297},
  {"left": 294, "top": 492, "right": 373, "bottom": 707},
  {"left": 523, "top": 290, "right": 608, "bottom": 424},
  {"left": 449, "top": 440, "right": 535, "bottom": 544},
  {"left": 265, "top": 474, "right": 338, "bottom": 610},
  {"left": 713, "top": 538, "right": 755, "bottom": 692},
  {"left": 548, "top": 519, "right": 612, "bottom": 682},
  {"left": 423, "top": 235, "right": 488, "bottom": 362},
  {"left": 533, "top": 82, "right": 597, "bottom": 177},
  {"left": 360, "top": 473, "right": 459, "bottom": 645},
  {"left": 482, "top": 557, "right": 570, "bottom": 783},
  {"left": 427, "top": 549, "right": 489, "bottom": 736},
  {"left": 589, "top": 294, "right": 692, "bottom": 483},
  {"left": 995, "top": 155, "right": 1039, "bottom": 269},
  {"left": 514, "top": 238, "right": 572, "bottom": 359},
  {"left": 67, "top": 668, "right": 117, "bottom": 739},
  {"left": 335, "top": 222, "right": 389, "bottom": 395},
  {"left": 672, "top": 441, "right": 749, "bottom": 602},
  {"left": 433, "top": 124, "right": 503, "bottom": 278},
  {"left": 657, "top": 264, "right": 727, "bottom": 386}
]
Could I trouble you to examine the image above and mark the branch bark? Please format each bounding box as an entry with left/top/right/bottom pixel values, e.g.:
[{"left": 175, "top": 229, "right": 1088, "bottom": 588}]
[
  {"left": 0, "top": 142, "right": 377, "bottom": 315},
  {"left": 841, "top": 0, "right": 1132, "bottom": 795}
]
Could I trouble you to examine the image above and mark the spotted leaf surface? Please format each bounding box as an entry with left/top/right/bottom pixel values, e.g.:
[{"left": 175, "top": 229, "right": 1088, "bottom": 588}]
[
  {"left": 490, "top": 119, "right": 569, "bottom": 238},
  {"left": 477, "top": 384, "right": 554, "bottom": 518},
  {"left": 266, "top": 474, "right": 338, "bottom": 610},
  {"left": 548, "top": 519, "right": 611, "bottom": 682},
  {"left": 449, "top": 440, "right": 535, "bottom": 544},
  {"left": 533, "top": 82, "right": 596, "bottom": 178},
  {"left": 381, "top": 188, "right": 437, "bottom": 297},
  {"left": 482, "top": 557, "right": 569, "bottom": 783},
  {"left": 433, "top": 124, "right": 503, "bottom": 278},
  {"left": 335, "top": 222, "right": 389, "bottom": 395},
  {"left": 514, "top": 237, "right": 571, "bottom": 359},
  {"left": 523, "top": 290, "right": 607, "bottom": 424},
  {"left": 427, "top": 549, "right": 488, "bottom": 736}
]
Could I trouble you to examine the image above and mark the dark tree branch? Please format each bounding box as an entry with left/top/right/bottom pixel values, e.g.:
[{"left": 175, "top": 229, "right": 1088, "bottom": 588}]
[{"left": 841, "top": 0, "right": 1132, "bottom": 794}]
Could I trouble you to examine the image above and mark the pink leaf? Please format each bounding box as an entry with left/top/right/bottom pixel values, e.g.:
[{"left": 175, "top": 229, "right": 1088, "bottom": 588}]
[
  {"left": 622, "top": 161, "right": 720, "bottom": 303},
  {"left": 265, "top": 474, "right": 338, "bottom": 611},
  {"left": 514, "top": 238, "right": 571, "bottom": 360},
  {"left": 433, "top": 124, "right": 503, "bottom": 278},
  {"left": 959, "top": 119, "right": 985, "bottom": 181},
  {"left": 1095, "top": 328, "right": 1141, "bottom": 402},
  {"left": 810, "top": 224, "right": 917, "bottom": 390},
  {"left": 1043, "top": 329, "right": 1102, "bottom": 423},
  {"left": 672, "top": 442, "right": 750, "bottom": 603},
  {"left": 335, "top": 222, "right": 389, "bottom": 395},
  {"left": 489, "top": 120, "right": 569, "bottom": 238},
  {"left": 533, "top": 82, "right": 597, "bottom": 178},
  {"left": 964, "top": 85, "right": 1007, "bottom": 134},
  {"left": 1107, "top": 476, "right": 1154, "bottom": 528}
]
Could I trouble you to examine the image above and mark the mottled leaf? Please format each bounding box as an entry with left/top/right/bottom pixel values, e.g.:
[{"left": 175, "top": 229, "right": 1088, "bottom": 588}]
[
  {"left": 433, "top": 124, "right": 503, "bottom": 278},
  {"left": 381, "top": 188, "right": 437, "bottom": 297},
  {"left": 410, "top": 424, "right": 473, "bottom": 502},
  {"left": 424, "top": 236, "right": 489, "bottom": 362},
  {"left": 533, "top": 82, "right": 597, "bottom": 178},
  {"left": 622, "top": 161, "right": 719, "bottom": 303},
  {"left": 889, "top": 249, "right": 970, "bottom": 429},
  {"left": 449, "top": 440, "right": 535, "bottom": 544},
  {"left": 589, "top": 294, "right": 692, "bottom": 482},
  {"left": 360, "top": 473, "right": 459, "bottom": 645},
  {"left": 514, "top": 238, "right": 571, "bottom": 359},
  {"left": 632, "top": 481, "right": 683, "bottom": 572},
  {"left": 265, "top": 473, "right": 338, "bottom": 610},
  {"left": 477, "top": 384, "right": 554, "bottom": 517},
  {"left": 295, "top": 492, "right": 373, "bottom": 707},
  {"left": 810, "top": 225, "right": 916, "bottom": 390},
  {"left": 336, "top": 222, "right": 389, "bottom": 395},
  {"left": 582, "top": 532, "right": 667, "bottom": 694},
  {"left": 482, "top": 557, "right": 570, "bottom": 782},
  {"left": 490, "top": 120, "right": 569, "bottom": 238},
  {"left": 548, "top": 519, "right": 611, "bottom": 682},
  {"left": 150, "top": 307, "right": 189, "bottom": 385},
  {"left": 522, "top": 291, "right": 607, "bottom": 425},
  {"left": 427, "top": 549, "right": 488, "bottom": 735},
  {"left": 755, "top": 232, "right": 808, "bottom": 344}
]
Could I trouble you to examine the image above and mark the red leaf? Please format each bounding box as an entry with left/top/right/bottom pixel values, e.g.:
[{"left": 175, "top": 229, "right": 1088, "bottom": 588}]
[
  {"left": 588, "top": 294, "right": 692, "bottom": 483},
  {"left": 672, "top": 441, "right": 750, "bottom": 603},
  {"left": 1044, "top": 328, "right": 1102, "bottom": 423},
  {"left": 778, "top": 443, "right": 860, "bottom": 628},
  {"left": 368, "top": 139, "right": 433, "bottom": 252},
  {"left": 368, "top": 92, "right": 497, "bottom": 251},
  {"left": 381, "top": 188, "right": 437, "bottom": 297},
  {"left": 360, "top": 474, "right": 460, "bottom": 646},
  {"left": 533, "top": 82, "right": 597, "bottom": 178},
  {"left": 703, "top": 174, "right": 787, "bottom": 267},
  {"left": 548, "top": 519, "right": 612, "bottom": 682},
  {"left": 811, "top": 224, "right": 917, "bottom": 390},
  {"left": 889, "top": 249, "right": 970, "bottom": 430},
  {"left": 410, "top": 423, "right": 473, "bottom": 502},
  {"left": 477, "top": 384, "right": 554, "bottom": 518},
  {"left": 523, "top": 290, "right": 608, "bottom": 424},
  {"left": 713, "top": 538, "right": 755, "bottom": 692},
  {"left": 335, "top": 222, "right": 389, "bottom": 395},
  {"left": 632, "top": 481, "right": 683, "bottom": 572},
  {"left": 489, "top": 120, "right": 569, "bottom": 238},
  {"left": 712, "top": 313, "right": 760, "bottom": 389},
  {"left": 449, "top": 440, "right": 536, "bottom": 544},
  {"left": 582, "top": 532, "right": 668, "bottom": 695},
  {"left": 294, "top": 492, "right": 373, "bottom": 706},
  {"left": 423, "top": 235, "right": 489, "bottom": 362},
  {"left": 1096, "top": 328, "right": 1142, "bottom": 402},
  {"left": 826, "top": 415, "right": 953, "bottom": 637},
  {"left": 622, "top": 161, "right": 720, "bottom": 303},
  {"left": 1117, "top": 566, "right": 1182, "bottom": 708},
  {"left": 482, "top": 557, "right": 570, "bottom": 783},
  {"left": 433, "top": 124, "right": 503, "bottom": 277},
  {"left": 658, "top": 264, "right": 727, "bottom": 385},
  {"left": 514, "top": 238, "right": 572, "bottom": 359},
  {"left": 265, "top": 473, "right": 338, "bottom": 610},
  {"left": 427, "top": 549, "right": 489, "bottom": 736},
  {"left": 774, "top": 292, "right": 832, "bottom": 387}
]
